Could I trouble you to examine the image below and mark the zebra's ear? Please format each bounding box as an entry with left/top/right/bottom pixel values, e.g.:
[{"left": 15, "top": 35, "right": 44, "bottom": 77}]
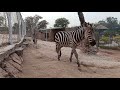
[
  {"left": 89, "top": 24, "right": 92, "bottom": 27},
  {"left": 84, "top": 22, "right": 87, "bottom": 27}
]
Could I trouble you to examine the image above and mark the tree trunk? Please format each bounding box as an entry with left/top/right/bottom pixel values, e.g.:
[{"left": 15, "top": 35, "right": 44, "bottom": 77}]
[{"left": 78, "top": 12, "right": 85, "bottom": 26}]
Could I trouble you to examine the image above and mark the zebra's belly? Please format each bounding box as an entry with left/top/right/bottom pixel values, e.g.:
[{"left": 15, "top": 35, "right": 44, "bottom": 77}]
[{"left": 59, "top": 42, "right": 75, "bottom": 48}]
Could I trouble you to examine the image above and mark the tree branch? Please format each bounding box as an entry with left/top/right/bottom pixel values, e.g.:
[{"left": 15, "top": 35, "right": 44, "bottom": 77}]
[{"left": 78, "top": 12, "right": 85, "bottom": 26}]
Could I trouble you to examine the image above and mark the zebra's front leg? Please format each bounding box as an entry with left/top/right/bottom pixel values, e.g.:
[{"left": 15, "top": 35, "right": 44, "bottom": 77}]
[
  {"left": 73, "top": 49, "right": 80, "bottom": 67},
  {"left": 69, "top": 49, "right": 74, "bottom": 62},
  {"left": 58, "top": 50, "right": 61, "bottom": 61}
]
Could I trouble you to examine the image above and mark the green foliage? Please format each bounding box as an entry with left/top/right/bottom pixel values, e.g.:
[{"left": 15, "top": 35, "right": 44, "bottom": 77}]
[
  {"left": 104, "top": 31, "right": 110, "bottom": 37},
  {"left": 113, "top": 35, "right": 120, "bottom": 46},
  {"left": 25, "top": 15, "right": 48, "bottom": 31},
  {"left": 37, "top": 20, "right": 48, "bottom": 29},
  {"left": 114, "top": 35, "right": 120, "bottom": 39},
  {"left": 100, "top": 36, "right": 109, "bottom": 44},
  {"left": 97, "top": 17, "right": 119, "bottom": 30},
  {"left": 54, "top": 18, "right": 70, "bottom": 28},
  {"left": 99, "top": 46, "right": 120, "bottom": 50},
  {"left": 106, "top": 17, "right": 118, "bottom": 28},
  {"left": 25, "top": 16, "right": 35, "bottom": 31}
]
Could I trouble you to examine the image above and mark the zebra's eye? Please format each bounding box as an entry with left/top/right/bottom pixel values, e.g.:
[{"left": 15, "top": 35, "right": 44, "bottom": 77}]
[{"left": 88, "top": 31, "right": 91, "bottom": 34}]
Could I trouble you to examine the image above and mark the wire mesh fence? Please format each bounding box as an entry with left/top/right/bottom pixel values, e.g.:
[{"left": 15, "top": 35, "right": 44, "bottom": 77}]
[
  {"left": 0, "top": 12, "right": 26, "bottom": 49},
  {"left": 95, "top": 29, "right": 120, "bottom": 50}
]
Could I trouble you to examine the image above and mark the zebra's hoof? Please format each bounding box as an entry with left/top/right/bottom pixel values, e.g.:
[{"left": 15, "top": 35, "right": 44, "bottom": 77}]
[
  {"left": 78, "top": 67, "right": 81, "bottom": 71},
  {"left": 69, "top": 59, "right": 72, "bottom": 62},
  {"left": 77, "top": 63, "right": 80, "bottom": 67}
]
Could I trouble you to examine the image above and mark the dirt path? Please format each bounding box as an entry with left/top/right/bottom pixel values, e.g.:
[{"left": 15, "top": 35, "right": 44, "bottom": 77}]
[{"left": 16, "top": 40, "right": 120, "bottom": 78}]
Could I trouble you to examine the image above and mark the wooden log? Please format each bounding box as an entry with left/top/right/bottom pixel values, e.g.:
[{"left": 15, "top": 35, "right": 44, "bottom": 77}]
[
  {"left": 15, "top": 47, "right": 24, "bottom": 56},
  {"left": 23, "top": 42, "right": 29, "bottom": 47},
  {"left": 8, "top": 60, "right": 22, "bottom": 72},
  {"left": 0, "top": 37, "right": 24, "bottom": 63},
  {"left": 3, "top": 61, "right": 19, "bottom": 75},
  {"left": 10, "top": 53, "right": 22, "bottom": 65},
  {"left": 0, "top": 67, "right": 8, "bottom": 78}
]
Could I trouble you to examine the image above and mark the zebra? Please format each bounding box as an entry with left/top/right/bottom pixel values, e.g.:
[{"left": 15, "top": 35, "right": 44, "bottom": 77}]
[{"left": 54, "top": 22, "right": 96, "bottom": 67}]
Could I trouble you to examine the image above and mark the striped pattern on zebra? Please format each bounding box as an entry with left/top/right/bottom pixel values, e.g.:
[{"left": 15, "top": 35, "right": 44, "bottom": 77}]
[{"left": 55, "top": 22, "right": 96, "bottom": 67}]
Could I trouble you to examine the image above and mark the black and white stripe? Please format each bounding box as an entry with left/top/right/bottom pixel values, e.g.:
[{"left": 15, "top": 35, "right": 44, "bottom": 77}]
[
  {"left": 55, "top": 23, "right": 96, "bottom": 67},
  {"left": 55, "top": 27, "right": 85, "bottom": 47}
]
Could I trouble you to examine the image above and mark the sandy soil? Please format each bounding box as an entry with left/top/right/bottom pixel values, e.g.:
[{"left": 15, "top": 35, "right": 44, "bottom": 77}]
[{"left": 16, "top": 40, "right": 120, "bottom": 78}]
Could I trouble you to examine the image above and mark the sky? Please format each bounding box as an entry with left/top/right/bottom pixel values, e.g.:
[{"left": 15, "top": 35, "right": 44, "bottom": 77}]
[{"left": 21, "top": 12, "right": 120, "bottom": 28}]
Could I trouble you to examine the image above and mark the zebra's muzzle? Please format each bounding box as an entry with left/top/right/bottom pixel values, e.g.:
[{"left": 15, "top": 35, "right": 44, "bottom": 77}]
[{"left": 90, "top": 40, "right": 96, "bottom": 46}]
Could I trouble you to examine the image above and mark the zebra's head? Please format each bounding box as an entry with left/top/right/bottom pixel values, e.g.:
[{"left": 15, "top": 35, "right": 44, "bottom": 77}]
[{"left": 83, "top": 22, "right": 96, "bottom": 46}]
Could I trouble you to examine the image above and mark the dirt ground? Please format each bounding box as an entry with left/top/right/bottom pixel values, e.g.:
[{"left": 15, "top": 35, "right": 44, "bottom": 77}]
[{"left": 16, "top": 40, "right": 120, "bottom": 78}]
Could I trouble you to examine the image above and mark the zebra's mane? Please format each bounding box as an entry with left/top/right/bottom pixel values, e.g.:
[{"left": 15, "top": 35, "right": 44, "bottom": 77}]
[{"left": 75, "top": 26, "right": 83, "bottom": 31}]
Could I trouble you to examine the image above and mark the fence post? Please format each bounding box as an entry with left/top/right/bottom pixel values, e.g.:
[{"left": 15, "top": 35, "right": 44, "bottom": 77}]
[
  {"left": 46, "top": 29, "right": 47, "bottom": 41},
  {"left": 6, "top": 12, "right": 13, "bottom": 45},
  {"left": 16, "top": 12, "right": 22, "bottom": 41},
  {"left": 19, "top": 12, "right": 25, "bottom": 37},
  {"left": 24, "top": 20, "right": 26, "bottom": 36},
  {"left": 21, "top": 18, "right": 26, "bottom": 37}
]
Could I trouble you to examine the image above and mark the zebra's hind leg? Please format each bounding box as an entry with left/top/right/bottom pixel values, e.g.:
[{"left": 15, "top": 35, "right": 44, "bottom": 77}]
[
  {"left": 73, "top": 49, "right": 80, "bottom": 67},
  {"left": 58, "top": 50, "right": 61, "bottom": 61},
  {"left": 56, "top": 44, "right": 62, "bottom": 61}
]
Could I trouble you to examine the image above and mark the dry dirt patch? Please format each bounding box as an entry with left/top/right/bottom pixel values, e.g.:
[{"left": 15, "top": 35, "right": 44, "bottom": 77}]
[{"left": 16, "top": 40, "right": 120, "bottom": 78}]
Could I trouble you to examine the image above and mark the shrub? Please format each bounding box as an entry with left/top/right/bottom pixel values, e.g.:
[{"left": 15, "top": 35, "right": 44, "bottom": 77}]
[
  {"left": 113, "top": 35, "right": 120, "bottom": 46},
  {"left": 99, "top": 46, "right": 120, "bottom": 50},
  {"left": 100, "top": 36, "right": 109, "bottom": 44},
  {"left": 104, "top": 31, "right": 110, "bottom": 37}
]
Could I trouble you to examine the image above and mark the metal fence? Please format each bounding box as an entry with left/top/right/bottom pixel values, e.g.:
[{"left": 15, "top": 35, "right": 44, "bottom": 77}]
[
  {"left": 0, "top": 12, "right": 26, "bottom": 48},
  {"left": 95, "top": 30, "right": 120, "bottom": 49}
]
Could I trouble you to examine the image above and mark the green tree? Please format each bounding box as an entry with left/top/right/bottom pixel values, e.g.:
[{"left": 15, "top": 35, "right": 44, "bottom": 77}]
[
  {"left": 106, "top": 17, "right": 119, "bottom": 29},
  {"left": 37, "top": 20, "right": 48, "bottom": 29},
  {"left": 54, "top": 18, "right": 70, "bottom": 28},
  {"left": 25, "top": 15, "right": 49, "bottom": 31},
  {"left": 25, "top": 15, "right": 42, "bottom": 31}
]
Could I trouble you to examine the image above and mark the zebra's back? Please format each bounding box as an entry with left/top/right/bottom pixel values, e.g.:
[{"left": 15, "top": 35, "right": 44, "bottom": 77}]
[
  {"left": 55, "top": 31, "right": 73, "bottom": 47},
  {"left": 55, "top": 28, "right": 84, "bottom": 47}
]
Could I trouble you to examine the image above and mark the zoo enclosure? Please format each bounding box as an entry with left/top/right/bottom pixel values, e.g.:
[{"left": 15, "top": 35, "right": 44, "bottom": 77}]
[
  {"left": 95, "top": 25, "right": 120, "bottom": 49},
  {"left": 0, "top": 12, "right": 26, "bottom": 48}
]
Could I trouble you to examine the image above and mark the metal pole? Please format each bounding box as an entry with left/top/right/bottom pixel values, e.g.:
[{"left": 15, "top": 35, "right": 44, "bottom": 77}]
[
  {"left": 16, "top": 12, "right": 22, "bottom": 41},
  {"left": 6, "top": 12, "right": 13, "bottom": 45},
  {"left": 21, "top": 18, "right": 24, "bottom": 37},
  {"left": 23, "top": 20, "right": 26, "bottom": 36},
  {"left": 20, "top": 12, "right": 26, "bottom": 37},
  {"left": 46, "top": 29, "right": 47, "bottom": 41},
  {"left": 20, "top": 12, "right": 24, "bottom": 37},
  {"left": 4, "top": 13, "right": 7, "bottom": 26}
]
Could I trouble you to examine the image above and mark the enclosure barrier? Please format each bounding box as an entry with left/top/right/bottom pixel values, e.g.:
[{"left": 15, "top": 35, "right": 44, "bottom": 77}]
[{"left": 0, "top": 12, "right": 27, "bottom": 78}]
